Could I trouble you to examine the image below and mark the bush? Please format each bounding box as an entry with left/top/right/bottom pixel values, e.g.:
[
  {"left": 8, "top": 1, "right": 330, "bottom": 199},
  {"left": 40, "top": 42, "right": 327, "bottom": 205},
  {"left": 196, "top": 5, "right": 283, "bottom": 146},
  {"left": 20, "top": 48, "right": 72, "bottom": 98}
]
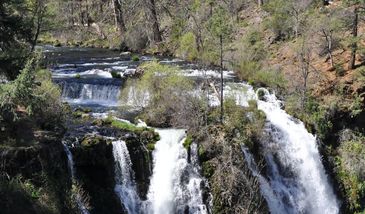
[
  {"left": 177, "top": 32, "right": 198, "bottom": 61},
  {"left": 120, "top": 61, "right": 201, "bottom": 128},
  {"left": 236, "top": 61, "right": 287, "bottom": 89},
  {"left": 0, "top": 54, "right": 65, "bottom": 133},
  {"left": 208, "top": 98, "right": 266, "bottom": 149},
  {"left": 285, "top": 94, "right": 334, "bottom": 139},
  {"left": 111, "top": 71, "right": 121, "bottom": 79},
  {"left": 183, "top": 135, "right": 193, "bottom": 149},
  {"left": 335, "top": 132, "right": 365, "bottom": 212},
  {"left": 263, "top": 0, "right": 295, "bottom": 40},
  {"left": 132, "top": 55, "right": 140, "bottom": 62}
]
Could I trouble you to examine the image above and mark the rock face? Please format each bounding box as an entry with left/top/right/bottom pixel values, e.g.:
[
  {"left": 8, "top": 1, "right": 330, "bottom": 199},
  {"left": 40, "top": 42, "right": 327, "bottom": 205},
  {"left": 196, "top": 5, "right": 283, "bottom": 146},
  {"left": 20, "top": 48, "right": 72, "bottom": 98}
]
[
  {"left": 65, "top": 122, "right": 157, "bottom": 212},
  {"left": 198, "top": 126, "right": 269, "bottom": 214},
  {"left": 0, "top": 138, "right": 76, "bottom": 214},
  {"left": 124, "top": 132, "right": 152, "bottom": 200},
  {"left": 71, "top": 135, "right": 124, "bottom": 214},
  {"left": 97, "top": 126, "right": 156, "bottom": 200}
]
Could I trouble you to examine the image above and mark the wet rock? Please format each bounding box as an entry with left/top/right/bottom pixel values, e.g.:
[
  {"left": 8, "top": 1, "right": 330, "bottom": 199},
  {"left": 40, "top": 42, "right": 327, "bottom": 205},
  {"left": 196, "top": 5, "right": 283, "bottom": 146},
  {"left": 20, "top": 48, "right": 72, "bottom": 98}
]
[{"left": 72, "top": 135, "right": 124, "bottom": 214}]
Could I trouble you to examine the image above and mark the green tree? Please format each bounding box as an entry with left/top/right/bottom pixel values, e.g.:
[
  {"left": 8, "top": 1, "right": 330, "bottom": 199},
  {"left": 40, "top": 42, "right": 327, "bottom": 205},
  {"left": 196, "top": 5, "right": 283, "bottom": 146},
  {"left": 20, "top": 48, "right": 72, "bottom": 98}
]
[
  {"left": 207, "top": 6, "right": 232, "bottom": 123},
  {"left": 0, "top": 0, "right": 47, "bottom": 79},
  {"left": 344, "top": 0, "right": 365, "bottom": 69}
]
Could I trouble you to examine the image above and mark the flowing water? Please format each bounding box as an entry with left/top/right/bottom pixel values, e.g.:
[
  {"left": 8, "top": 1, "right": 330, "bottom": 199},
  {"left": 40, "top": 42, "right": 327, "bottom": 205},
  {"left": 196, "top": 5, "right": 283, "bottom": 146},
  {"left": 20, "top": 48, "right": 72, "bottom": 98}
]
[
  {"left": 62, "top": 142, "right": 90, "bottom": 214},
  {"left": 48, "top": 46, "right": 338, "bottom": 214},
  {"left": 113, "top": 140, "right": 141, "bottom": 214},
  {"left": 47, "top": 46, "right": 210, "bottom": 214},
  {"left": 144, "top": 129, "right": 208, "bottom": 214},
  {"left": 255, "top": 89, "right": 339, "bottom": 214}
]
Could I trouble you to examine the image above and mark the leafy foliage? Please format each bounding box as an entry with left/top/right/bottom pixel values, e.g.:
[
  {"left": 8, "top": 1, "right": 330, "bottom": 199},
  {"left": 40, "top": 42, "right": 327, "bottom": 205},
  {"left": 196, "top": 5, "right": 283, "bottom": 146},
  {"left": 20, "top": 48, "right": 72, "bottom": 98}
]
[
  {"left": 0, "top": 53, "right": 65, "bottom": 137},
  {"left": 121, "top": 61, "right": 201, "bottom": 127},
  {"left": 177, "top": 32, "right": 198, "bottom": 61},
  {"left": 335, "top": 132, "right": 365, "bottom": 212}
]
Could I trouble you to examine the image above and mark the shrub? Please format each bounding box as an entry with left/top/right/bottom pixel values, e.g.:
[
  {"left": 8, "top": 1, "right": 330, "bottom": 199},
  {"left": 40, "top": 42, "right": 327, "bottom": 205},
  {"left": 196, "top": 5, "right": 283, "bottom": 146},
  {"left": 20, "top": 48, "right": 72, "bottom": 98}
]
[
  {"left": 285, "top": 94, "right": 334, "bottom": 139},
  {"left": 208, "top": 98, "right": 266, "bottom": 149},
  {"left": 74, "top": 73, "right": 81, "bottom": 79},
  {"left": 120, "top": 61, "right": 200, "bottom": 128},
  {"left": 146, "top": 143, "right": 155, "bottom": 151},
  {"left": 183, "top": 135, "right": 193, "bottom": 149},
  {"left": 263, "top": 0, "right": 295, "bottom": 40},
  {"left": 0, "top": 54, "right": 65, "bottom": 132},
  {"left": 177, "top": 32, "right": 198, "bottom": 61},
  {"left": 335, "top": 132, "right": 365, "bottom": 212},
  {"left": 110, "top": 71, "right": 121, "bottom": 79},
  {"left": 236, "top": 61, "right": 287, "bottom": 89},
  {"left": 132, "top": 55, "right": 140, "bottom": 62},
  {"left": 335, "top": 63, "right": 345, "bottom": 77}
]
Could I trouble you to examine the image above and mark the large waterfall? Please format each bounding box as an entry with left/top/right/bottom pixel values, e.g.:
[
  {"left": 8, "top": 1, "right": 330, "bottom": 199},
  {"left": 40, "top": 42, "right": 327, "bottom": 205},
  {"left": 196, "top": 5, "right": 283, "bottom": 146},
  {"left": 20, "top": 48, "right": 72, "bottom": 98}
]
[
  {"left": 144, "top": 129, "right": 208, "bottom": 214},
  {"left": 49, "top": 47, "right": 339, "bottom": 214},
  {"left": 244, "top": 89, "right": 339, "bottom": 214},
  {"left": 112, "top": 140, "right": 141, "bottom": 214},
  {"left": 62, "top": 142, "right": 90, "bottom": 214}
]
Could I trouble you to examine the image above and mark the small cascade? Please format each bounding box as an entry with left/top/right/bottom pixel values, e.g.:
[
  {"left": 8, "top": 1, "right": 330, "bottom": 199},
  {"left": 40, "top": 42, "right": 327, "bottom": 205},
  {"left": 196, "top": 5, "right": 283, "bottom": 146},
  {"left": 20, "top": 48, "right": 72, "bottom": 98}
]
[
  {"left": 112, "top": 140, "right": 141, "bottom": 214},
  {"left": 241, "top": 145, "right": 287, "bottom": 213},
  {"left": 144, "top": 129, "right": 208, "bottom": 214},
  {"left": 254, "top": 89, "right": 339, "bottom": 214},
  {"left": 180, "top": 143, "right": 209, "bottom": 214},
  {"left": 62, "top": 142, "right": 90, "bottom": 214},
  {"left": 60, "top": 82, "right": 121, "bottom": 105}
]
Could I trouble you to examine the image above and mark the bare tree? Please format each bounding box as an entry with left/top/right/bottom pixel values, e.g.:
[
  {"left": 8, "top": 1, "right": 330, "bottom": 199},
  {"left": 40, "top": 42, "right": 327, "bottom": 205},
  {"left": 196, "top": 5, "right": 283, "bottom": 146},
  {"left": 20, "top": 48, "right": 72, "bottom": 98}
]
[
  {"left": 349, "top": 6, "right": 358, "bottom": 70},
  {"left": 258, "top": 0, "right": 264, "bottom": 7},
  {"left": 113, "top": 0, "right": 126, "bottom": 33},
  {"left": 145, "top": 0, "right": 162, "bottom": 43},
  {"left": 321, "top": 28, "right": 335, "bottom": 68},
  {"left": 296, "top": 36, "right": 315, "bottom": 106}
]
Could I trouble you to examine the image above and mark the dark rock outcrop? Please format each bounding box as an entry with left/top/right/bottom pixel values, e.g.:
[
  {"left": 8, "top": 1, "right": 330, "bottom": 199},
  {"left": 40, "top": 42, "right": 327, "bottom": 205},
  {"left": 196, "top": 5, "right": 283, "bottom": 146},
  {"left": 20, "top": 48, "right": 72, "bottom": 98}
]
[
  {"left": 0, "top": 138, "right": 76, "bottom": 214},
  {"left": 71, "top": 135, "right": 124, "bottom": 214}
]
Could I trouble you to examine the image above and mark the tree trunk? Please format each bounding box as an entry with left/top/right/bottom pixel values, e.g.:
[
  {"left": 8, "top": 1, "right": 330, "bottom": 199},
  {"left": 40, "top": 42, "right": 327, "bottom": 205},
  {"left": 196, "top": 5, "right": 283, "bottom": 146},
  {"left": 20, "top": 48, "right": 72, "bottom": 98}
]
[
  {"left": 258, "top": 0, "right": 263, "bottom": 6},
  {"left": 113, "top": 0, "right": 126, "bottom": 35},
  {"left": 31, "top": 0, "right": 44, "bottom": 52},
  {"left": 113, "top": 0, "right": 127, "bottom": 49},
  {"left": 322, "top": 29, "right": 334, "bottom": 68},
  {"left": 349, "top": 7, "right": 358, "bottom": 70},
  {"left": 146, "top": 0, "right": 162, "bottom": 43},
  {"left": 220, "top": 35, "right": 224, "bottom": 124}
]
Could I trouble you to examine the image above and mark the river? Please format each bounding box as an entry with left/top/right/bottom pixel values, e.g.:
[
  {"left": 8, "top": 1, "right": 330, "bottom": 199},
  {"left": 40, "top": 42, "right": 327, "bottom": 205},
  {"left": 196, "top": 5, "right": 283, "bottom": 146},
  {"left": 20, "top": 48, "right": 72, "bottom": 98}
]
[{"left": 45, "top": 46, "right": 338, "bottom": 214}]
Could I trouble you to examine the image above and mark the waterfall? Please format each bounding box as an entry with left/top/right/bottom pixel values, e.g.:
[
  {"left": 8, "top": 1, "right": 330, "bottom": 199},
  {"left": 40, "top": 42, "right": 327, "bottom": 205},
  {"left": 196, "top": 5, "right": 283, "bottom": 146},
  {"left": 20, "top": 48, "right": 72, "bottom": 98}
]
[
  {"left": 241, "top": 145, "right": 287, "bottom": 213},
  {"left": 144, "top": 129, "right": 208, "bottom": 214},
  {"left": 60, "top": 82, "right": 121, "bottom": 106},
  {"left": 62, "top": 142, "right": 90, "bottom": 214},
  {"left": 112, "top": 140, "right": 141, "bottom": 214},
  {"left": 253, "top": 89, "right": 339, "bottom": 214}
]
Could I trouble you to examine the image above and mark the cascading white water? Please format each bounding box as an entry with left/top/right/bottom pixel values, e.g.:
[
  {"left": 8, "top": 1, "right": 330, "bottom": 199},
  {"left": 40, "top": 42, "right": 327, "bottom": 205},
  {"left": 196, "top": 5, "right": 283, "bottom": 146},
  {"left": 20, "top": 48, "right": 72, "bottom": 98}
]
[
  {"left": 62, "top": 142, "right": 90, "bottom": 214},
  {"left": 112, "top": 140, "right": 141, "bottom": 214},
  {"left": 60, "top": 82, "right": 121, "bottom": 106},
  {"left": 144, "top": 129, "right": 208, "bottom": 214},
  {"left": 254, "top": 89, "right": 339, "bottom": 214},
  {"left": 180, "top": 143, "right": 209, "bottom": 214},
  {"left": 241, "top": 145, "right": 287, "bottom": 213}
]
